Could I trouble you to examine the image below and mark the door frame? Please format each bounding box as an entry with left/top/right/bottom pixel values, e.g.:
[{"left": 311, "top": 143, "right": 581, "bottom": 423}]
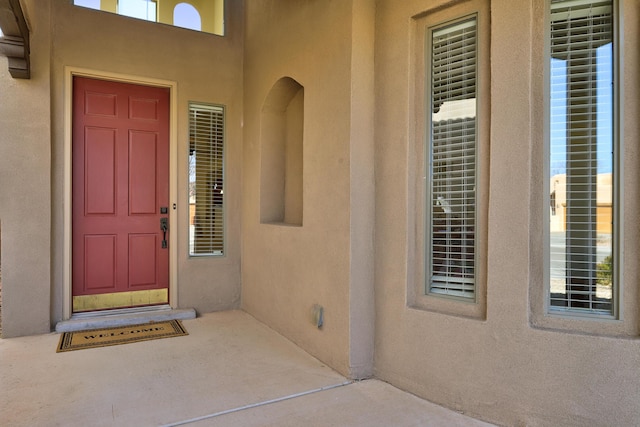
[{"left": 63, "top": 67, "right": 179, "bottom": 320}]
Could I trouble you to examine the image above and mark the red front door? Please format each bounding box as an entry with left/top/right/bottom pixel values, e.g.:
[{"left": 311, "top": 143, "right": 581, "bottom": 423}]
[{"left": 72, "top": 77, "right": 170, "bottom": 312}]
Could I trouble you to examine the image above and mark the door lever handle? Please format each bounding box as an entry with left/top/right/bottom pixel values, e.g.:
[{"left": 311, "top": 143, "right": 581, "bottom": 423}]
[{"left": 160, "top": 218, "right": 168, "bottom": 248}]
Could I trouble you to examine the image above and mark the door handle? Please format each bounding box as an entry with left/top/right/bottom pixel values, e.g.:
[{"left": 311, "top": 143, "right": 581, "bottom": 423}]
[{"left": 160, "top": 218, "right": 168, "bottom": 248}]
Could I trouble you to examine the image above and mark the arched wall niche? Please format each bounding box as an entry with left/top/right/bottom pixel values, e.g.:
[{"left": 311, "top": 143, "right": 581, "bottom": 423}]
[{"left": 260, "top": 77, "right": 304, "bottom": 226}]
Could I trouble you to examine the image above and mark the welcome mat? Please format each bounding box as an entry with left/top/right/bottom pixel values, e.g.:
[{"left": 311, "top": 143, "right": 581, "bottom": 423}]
[{"left": 56, "top": 320, "right": 188, "bottom": 352}]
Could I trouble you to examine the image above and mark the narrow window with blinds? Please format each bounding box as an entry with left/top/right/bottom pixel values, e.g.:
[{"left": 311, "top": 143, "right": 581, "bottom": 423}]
[
  {"left": 427, "top": 16, "right": 478, "bottom": 299},
  {"left": 548, "top": 0, "right": 616, "bottom": 315},
  {"left": 189, "top": 103, "right": 225, "bottom": 256}
]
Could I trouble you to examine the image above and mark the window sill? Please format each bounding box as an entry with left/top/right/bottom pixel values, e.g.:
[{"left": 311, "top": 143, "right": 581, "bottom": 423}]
[
  {"left": 408, "top": 292, "right": 486, "bottom": 320},
  {"left": 260, "top": 221, "right": 303, "bottom": 228},
  {"left": 530, "top": 309, "right": 638, "bottom": 338}
]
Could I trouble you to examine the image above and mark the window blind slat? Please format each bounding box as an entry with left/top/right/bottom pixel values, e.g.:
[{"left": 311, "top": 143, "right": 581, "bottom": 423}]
[
  {"left": 189, "top": 104, "right": 225, "bottom": 256},
  {"left": 548, "top": 0, "right": 614, "bottom": 315},
  {"left": 428, "top": 15, "right": 478, "bottom": 299}
]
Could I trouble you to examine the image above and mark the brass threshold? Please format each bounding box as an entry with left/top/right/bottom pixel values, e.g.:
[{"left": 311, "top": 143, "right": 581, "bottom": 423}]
[{"left": 73, "top": 289, "right": 168, "bottom": 312}]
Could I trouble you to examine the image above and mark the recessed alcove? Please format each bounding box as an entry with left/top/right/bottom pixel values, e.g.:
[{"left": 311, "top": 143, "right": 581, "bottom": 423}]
[{"left": 260, "top": 77, "right": 304, "bottom": 226}]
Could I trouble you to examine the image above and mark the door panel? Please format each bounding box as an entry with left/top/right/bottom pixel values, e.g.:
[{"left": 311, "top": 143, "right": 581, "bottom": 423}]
[
  {"left": 84, "top": 235, "right": 116, "bottom": 290},
  {"left": 85, "top": 92, "right": 117, "bottom": 116},
  {"left": 72, "top": 76, "right": 170, "bottom": 312},
  {"left": 130, "top": 97, "right": 159, "bottom": 120},
  {"left": 85, "top": 127, "right": 117, "bottom": 215},
  {"left": 129, "top": 131, "right": 158, "bottom": 215},
  {"left": 128, "top": 234, "right": 158, "bottom": 286}
]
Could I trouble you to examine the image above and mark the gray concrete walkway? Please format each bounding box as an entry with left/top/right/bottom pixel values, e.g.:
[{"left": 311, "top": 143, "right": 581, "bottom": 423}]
[{"left": 0, "top": 310, "right": 495, "bottom": 426}]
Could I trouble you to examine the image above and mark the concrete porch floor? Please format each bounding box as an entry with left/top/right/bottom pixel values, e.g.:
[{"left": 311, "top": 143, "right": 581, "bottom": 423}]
[{"left": 0, "top": 310, "right": 495, "bottom": 426}]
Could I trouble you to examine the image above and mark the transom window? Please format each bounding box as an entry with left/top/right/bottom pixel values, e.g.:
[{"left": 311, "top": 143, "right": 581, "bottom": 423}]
[
  {"left": 73, "top": 0, "right": 224, "bottom": 36},
  {"left": 119, "top": 0, "right": 157, "bottom": 21}
]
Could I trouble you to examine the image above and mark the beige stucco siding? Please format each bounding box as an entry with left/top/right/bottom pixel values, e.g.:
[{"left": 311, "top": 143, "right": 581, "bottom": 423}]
[
  {"left": 242, "top": 0, "right": 375, "bottom": 378},
  {"left": 2, "top": 0, "right": 640, "bottom": 425},
  {"left": 0, "top": 1, "right": 52, "bottom": 337},
  {"left": 374, "top": 0, "right": 640, "bottom": 426},
  {"left": 51, "top": 2, "right": 244, "bottom": 320},
  {"left": 0, "top": 0, "right": 245, "bottom": 336}
]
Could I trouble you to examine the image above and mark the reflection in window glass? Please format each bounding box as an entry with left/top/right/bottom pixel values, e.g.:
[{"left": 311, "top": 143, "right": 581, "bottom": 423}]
[
  {"left": 74, "top": 0, "right": 100, "bottom": 10},
  {"left": 189, "top": 103, "right": 225, "bottom": 256},
  {"left": 427, "top": 16, "right": 478, "bottom": 299},
  {"left": 119, "top": 0, "right": 157, "bottom": 22},
  {"left": 174, "top": 3, "right": 201, "bottom": 31},
  {"left": 548, "top": 0, "right": 615, "bottom": 315}
]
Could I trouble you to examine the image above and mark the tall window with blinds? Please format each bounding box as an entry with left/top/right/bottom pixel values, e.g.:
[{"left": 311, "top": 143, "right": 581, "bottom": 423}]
[
  {"left": 189, "top": 103, "right": 225, "bottom": 256},
  {"left": 548, "top": 0, "right": 616, "bottom": 315},
  {"left": 427, "top": 16, "right": 478, "bottom": 299}
]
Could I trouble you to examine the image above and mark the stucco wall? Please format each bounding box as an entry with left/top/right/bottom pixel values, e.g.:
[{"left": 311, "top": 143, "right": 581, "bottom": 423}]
[
  {"left": 374, "top": 0, "right": 640, "bottom": 426},
  {"left": 0, "top": 1, "right": 51, "bottom": 337},
  {"left": 242, "top": 0, "right": 375, "bottom": 378},
  {"left": 50, "top": 1, "right": 244, "bottom": 322},
  {"left": 1, "top": 0, "right": 244, "bottom": 335},
  {"left": 3, "top": 0, "right": 639, "bottom": 423}
]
